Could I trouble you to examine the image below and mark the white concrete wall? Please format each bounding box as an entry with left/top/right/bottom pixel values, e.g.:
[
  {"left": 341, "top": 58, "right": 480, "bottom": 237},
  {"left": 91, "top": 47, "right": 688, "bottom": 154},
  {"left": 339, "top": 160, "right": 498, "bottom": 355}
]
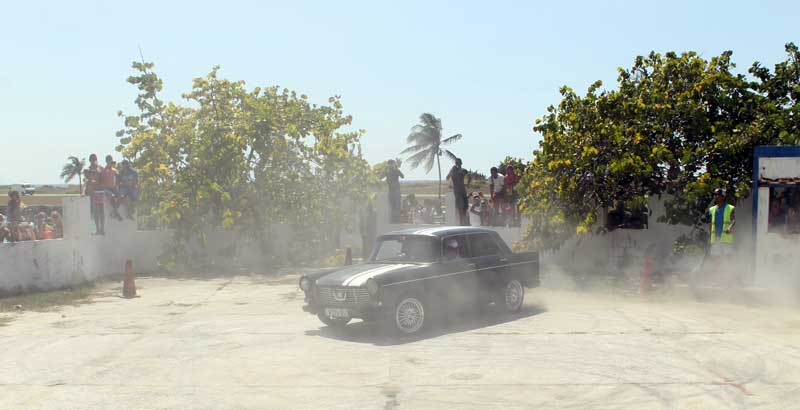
[{"left": 0, "top": 197, "right": 290, "bottom": 294}]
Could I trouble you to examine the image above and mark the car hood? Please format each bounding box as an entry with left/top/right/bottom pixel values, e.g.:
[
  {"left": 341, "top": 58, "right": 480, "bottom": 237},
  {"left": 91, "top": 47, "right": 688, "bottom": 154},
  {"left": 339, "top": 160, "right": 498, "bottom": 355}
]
[{"left": 315, "top": 263, "right": 420, "bottom": 287}]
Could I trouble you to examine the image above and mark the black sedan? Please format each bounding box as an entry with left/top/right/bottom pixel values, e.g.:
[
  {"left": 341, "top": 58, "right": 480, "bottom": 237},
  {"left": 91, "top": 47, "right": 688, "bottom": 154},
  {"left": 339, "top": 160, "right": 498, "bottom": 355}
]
[{"left": 300, "top": 226, "right": 540, "bottom": 335}]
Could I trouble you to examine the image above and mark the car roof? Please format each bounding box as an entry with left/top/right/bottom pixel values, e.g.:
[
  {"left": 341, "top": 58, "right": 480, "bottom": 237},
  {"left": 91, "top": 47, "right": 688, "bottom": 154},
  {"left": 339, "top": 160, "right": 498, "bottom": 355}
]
[{"left": 381, "top": 226, "right": 497, "bottom": 238}]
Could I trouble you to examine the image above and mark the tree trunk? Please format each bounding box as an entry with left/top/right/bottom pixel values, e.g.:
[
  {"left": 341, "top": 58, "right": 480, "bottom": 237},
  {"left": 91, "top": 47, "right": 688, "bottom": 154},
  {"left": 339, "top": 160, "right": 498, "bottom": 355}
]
[
  {"left": 78, "top": 173, "right": 82, "bottom": 196},
  {"left": 436, "top": 153, "right": 442, "bottom": 204}
]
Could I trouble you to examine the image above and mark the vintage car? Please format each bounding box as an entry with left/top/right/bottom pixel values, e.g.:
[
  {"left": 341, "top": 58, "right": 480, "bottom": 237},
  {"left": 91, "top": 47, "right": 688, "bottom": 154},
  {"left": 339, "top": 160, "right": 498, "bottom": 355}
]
[{"left": 299, "top": 226, "right": 540, "bottom": 334}]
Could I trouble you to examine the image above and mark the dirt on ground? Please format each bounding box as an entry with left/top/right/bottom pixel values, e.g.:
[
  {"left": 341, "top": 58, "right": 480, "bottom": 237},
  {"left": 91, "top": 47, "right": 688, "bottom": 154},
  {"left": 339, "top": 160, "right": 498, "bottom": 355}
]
[{"left": 1, "top": 271, "right": 798, "bottom": 409}]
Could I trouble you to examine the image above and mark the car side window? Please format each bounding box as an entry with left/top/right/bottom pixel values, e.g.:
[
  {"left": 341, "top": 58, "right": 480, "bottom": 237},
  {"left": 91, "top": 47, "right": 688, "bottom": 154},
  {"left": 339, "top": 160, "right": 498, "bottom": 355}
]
[
  {"left": 468, "top": 233, "right": 501, "bottom": 257},
  {"left": 442, "top": 235, "right": 469, "bottom": 261}
]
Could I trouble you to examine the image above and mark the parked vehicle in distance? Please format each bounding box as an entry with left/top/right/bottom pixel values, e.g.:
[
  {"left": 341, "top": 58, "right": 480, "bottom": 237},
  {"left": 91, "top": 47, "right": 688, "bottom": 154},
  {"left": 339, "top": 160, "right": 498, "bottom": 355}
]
[
  {"left": 299, "top": 226, "right": 539, "bottom": 335},
  {"left": 11, "top": 183, "right": 36, "bottom": 196}
]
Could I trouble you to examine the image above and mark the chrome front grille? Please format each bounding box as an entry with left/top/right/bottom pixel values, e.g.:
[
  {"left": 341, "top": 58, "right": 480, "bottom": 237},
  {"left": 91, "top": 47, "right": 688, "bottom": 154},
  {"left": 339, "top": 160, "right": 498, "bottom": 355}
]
[{"left": 315, "top": 287, "right": 370, "bottom": 306}]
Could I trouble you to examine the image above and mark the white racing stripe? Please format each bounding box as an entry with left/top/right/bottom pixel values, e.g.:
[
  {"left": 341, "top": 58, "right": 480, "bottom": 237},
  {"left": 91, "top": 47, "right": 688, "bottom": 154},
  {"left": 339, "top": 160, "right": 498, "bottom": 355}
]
[
  {"left": 342, "top": 264, "right": 414, "bottom": 287},
  {"left": 384, "top": 259, "right": 538, "bottom": 287}
]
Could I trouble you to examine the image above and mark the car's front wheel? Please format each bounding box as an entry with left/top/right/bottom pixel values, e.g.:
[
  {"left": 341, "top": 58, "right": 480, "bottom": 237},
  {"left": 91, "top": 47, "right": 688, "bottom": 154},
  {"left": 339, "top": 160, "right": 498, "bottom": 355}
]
[
  {"left": 317, "top": 313, "right": 351, "bottom": 328},
  {"left": 499, "top": 278, "right": 525, "bottom": 313},
  {"left": 390, "top": 294, "right": 427, "bottom": 335}
]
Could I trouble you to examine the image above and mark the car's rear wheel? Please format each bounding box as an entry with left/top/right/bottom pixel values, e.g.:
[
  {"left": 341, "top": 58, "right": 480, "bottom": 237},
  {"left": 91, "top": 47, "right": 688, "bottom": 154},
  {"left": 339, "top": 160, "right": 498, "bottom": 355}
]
[
  {"left": 391, "top": 295, "right": 427, "bottom": 335},
  {"left": 317, "top": 312, "right": 351, "bottom": 328},
  {"left": 500, "top": 278, "right": 525, "bottom": 313}
]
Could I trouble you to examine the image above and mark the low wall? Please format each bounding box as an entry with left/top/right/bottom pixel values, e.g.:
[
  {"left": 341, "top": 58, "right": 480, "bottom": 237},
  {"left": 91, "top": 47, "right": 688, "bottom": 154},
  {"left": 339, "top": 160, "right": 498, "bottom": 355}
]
[{"left": 0, "top": 197, "right": 289, "bottom": 294}]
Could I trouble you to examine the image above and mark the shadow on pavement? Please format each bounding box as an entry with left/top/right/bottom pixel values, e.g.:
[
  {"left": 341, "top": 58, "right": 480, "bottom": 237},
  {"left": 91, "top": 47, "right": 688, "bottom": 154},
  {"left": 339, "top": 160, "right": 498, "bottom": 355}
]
[{"left": 305, "top": 304, "right": 547, "bottom": 346}]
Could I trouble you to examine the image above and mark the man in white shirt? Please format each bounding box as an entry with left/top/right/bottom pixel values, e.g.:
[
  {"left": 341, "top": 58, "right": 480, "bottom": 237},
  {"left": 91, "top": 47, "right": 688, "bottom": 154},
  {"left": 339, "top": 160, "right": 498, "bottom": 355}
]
[{"left": 489, "top": 167, "right": 505, "bottom": 224}]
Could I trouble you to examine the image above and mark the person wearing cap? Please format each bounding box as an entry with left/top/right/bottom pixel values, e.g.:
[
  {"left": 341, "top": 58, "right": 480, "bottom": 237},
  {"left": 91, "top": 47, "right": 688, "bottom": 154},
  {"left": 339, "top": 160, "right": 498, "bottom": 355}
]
[{"left": 708, "top": 187, "right": 735, "bottom": 257}]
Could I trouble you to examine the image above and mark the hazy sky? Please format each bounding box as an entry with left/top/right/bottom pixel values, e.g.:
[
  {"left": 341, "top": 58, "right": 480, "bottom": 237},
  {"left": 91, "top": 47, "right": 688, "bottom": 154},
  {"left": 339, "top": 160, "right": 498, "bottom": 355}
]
[{"left": 1, "top": 0, "right": 798, "bottom": 184}]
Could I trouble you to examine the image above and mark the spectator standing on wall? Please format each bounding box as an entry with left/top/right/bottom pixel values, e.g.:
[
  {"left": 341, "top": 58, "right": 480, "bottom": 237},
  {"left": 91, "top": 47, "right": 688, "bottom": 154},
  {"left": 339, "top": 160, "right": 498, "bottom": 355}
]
[
  {"left": 383, "top": 160, "right": 404, "bottom": 224},
  {"left": 84, "top": 154, "right": 105, "bottom": 235},
  {"left": 504, "top": 164, "right": 520, "bottom": 226},
  {"left": 117, "top": 160, "right": 139, "bottom": 220},
  {"left": 489, "top": 167, "right": 505, "bottom": 225},
  {"left": 447, "top": 158, "right": 470, "bottom": 226}
]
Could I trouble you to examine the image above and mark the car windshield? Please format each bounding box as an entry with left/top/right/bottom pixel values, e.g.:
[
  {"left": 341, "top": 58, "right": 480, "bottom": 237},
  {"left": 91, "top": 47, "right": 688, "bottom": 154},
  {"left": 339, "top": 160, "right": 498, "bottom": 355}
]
[{"left": 372, "top": 236, "right": 438, "bottom": 262}]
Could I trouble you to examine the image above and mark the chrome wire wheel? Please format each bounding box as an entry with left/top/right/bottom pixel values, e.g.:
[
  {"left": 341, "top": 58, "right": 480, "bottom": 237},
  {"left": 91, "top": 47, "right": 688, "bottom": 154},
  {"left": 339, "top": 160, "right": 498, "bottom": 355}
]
[
  {"left": 504, "top": 279, "right": 524, "bottom": 312},
  {"left": 395, "top": 297, "right": 425, "bottom": 334}
]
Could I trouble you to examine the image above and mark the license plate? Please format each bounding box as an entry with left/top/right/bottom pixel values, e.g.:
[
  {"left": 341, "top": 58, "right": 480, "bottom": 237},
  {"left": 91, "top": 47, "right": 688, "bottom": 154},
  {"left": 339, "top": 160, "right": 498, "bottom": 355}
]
[{"left": 325, "top": 308, "right": 349, "bottom": 319}]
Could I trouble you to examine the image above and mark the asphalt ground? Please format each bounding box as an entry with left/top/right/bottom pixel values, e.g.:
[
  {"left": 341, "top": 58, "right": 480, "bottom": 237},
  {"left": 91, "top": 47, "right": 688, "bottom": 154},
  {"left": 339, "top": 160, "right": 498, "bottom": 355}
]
[{"left": 1, "top": 272, "right": 798, "bottom": 409}]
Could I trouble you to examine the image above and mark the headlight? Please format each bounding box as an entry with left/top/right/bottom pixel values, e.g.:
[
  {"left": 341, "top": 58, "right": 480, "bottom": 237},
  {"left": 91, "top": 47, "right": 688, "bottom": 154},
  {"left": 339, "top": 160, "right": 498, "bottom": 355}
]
[
  {"left": 366, "top": 278, "right": 379, "bottom": 296},
  {"left": 299, "top": 277, "right": 311, "bottom": 292}
]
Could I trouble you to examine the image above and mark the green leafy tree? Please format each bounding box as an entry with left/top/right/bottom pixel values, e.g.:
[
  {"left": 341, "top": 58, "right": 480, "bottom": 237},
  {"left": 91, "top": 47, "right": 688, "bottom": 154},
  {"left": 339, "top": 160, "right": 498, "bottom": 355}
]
[
  {"left": 401, "top": 113, "right": 462, "bottom": 202},
  {"left": 519, "top": 46, "right": 797, "bottom": 252},
  {"left": 60, "top": 156, "right": 85, "bottom": 195},
  {"left": 117, "top": 62, "right": 375, "bottom": 268}
]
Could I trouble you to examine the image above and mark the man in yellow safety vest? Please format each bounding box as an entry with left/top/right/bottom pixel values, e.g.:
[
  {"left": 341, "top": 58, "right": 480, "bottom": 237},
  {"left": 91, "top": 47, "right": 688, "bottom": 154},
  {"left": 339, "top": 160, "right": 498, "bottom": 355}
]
[{"left": 708, "top": 187, "right": 735, "bottom": 258}]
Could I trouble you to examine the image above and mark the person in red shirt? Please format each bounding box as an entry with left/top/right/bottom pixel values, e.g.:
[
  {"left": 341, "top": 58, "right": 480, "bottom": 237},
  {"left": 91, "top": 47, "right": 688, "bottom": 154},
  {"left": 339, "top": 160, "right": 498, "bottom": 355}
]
[{"left": 503, "top": 164, "right": 520, "bottom": 226}]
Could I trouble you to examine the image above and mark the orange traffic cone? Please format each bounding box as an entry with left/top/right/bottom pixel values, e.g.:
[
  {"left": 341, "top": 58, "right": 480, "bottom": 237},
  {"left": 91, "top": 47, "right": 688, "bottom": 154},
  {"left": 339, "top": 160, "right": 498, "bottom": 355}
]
[{"left": 122, "top": 259, "right": 137, "bottom": 298}]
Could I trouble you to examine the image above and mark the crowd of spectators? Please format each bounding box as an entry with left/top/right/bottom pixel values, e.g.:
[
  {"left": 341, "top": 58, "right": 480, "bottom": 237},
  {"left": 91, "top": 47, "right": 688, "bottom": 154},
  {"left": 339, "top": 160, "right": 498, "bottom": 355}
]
[
  {"left": 1, "top": 153, "right": 138, "bottom": 242},
  {"left": 0, "top": 190, "right": 63, "bottom": 243},
  {"left": 460, "top": 163, "right": 521, "bottom": 227}
]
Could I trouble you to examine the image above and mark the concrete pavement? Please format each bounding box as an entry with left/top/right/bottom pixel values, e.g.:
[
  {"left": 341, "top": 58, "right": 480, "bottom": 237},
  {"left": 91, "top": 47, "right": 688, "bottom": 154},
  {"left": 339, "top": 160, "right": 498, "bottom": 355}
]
[{"left": 1, "top": 272, "right": 799, "bottom": 409}]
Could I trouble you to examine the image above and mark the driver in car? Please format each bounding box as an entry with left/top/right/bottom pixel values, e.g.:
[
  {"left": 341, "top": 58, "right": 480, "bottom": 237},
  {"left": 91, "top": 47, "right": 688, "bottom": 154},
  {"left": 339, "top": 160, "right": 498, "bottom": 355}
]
[{"left": 444, "top": 239, "right": 463, "bottom": 260}]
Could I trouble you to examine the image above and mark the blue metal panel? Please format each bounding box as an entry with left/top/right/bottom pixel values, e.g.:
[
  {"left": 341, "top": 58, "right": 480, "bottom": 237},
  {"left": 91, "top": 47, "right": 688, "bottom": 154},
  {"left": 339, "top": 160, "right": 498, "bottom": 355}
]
[{"left": 754, "top": 146, "right": 800, "bottom": 158}]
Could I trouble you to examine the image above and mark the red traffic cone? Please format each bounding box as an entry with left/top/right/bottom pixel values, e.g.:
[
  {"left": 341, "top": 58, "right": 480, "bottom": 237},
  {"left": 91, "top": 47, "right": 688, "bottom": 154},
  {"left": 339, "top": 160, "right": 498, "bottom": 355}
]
[{"left": 123, "top": 259, "right": 137, "bottom": 298}]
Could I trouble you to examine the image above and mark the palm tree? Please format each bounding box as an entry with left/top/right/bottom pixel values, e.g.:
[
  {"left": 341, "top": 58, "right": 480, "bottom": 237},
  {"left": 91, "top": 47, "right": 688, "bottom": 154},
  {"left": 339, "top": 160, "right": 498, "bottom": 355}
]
[
  {"left": 60, "top": 156, "right": 85, "bottom": 195},
  {"left": 402, "top": 113, "right": 462, "bottom": 202}
]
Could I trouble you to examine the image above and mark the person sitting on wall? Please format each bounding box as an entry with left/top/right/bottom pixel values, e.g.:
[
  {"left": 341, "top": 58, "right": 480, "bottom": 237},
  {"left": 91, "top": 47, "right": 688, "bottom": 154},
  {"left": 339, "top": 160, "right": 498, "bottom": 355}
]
[
  {"left": 116, "top": 159, "right": 139, "bottom": 221},
  {"left": 50, "top": 211, "right": 63, "bottom": 239}
]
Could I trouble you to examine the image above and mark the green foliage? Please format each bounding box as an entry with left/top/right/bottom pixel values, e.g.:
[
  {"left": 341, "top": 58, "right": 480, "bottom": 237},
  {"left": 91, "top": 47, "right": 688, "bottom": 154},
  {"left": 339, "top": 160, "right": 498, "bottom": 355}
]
[
  {"left": 520, "top": 44, "right": 800, "bottom": 251},
  {"left": 402, "top": 113, "right": 462, "bottom": 200},
  {"left": 117, "top": 62, "right": 375, "bottom": 268}
]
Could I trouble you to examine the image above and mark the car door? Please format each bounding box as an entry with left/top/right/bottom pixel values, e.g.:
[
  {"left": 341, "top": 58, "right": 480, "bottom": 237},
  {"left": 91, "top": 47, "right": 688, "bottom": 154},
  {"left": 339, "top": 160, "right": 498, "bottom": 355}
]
[
  {"left": 435, "top": 234, "right": 478, "bottom": 310},
  {"left": 467, "top": 233, "right": 509, "bottom": 300}
]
